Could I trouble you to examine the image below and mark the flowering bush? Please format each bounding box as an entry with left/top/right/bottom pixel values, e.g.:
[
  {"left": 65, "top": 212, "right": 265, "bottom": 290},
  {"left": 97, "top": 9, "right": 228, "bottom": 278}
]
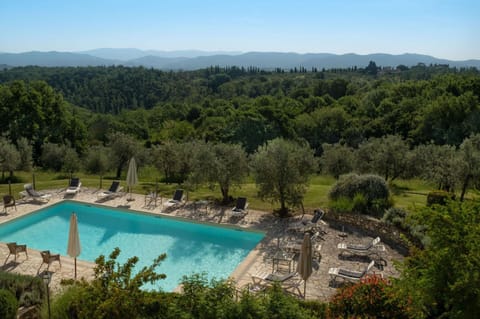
[{"left": 328, "top": 274, "right": 411, "bottom": 319}]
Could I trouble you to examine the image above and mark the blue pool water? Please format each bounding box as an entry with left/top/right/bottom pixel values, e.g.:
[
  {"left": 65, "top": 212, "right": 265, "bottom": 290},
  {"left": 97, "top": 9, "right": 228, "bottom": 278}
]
[{"left": 0, "top": 201, "right": 264, "bottom": 291}]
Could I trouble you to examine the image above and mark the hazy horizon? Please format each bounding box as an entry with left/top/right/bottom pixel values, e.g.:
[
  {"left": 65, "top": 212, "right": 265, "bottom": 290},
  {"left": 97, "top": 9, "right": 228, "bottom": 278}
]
[
  {"left": 1, "top": 0, "right": 479, "bottom": 61},
  {"left": 3, "top": 49, "right": 479, "bottom": 63}
]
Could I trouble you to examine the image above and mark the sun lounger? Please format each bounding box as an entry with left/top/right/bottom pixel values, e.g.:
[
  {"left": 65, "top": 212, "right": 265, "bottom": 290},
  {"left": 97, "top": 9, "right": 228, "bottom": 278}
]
[
  {"left": 65, "top": 177, "right": 82, "bottom": 195},
  {"left": 328, "top": 260, "right": 376, "bottom": 284},
  {"left": 252, "top": 271, "right": 296, "bottom": 283},
  {"left": 337, "top": 237, "right": 385, "bottom": 259},
  {"left": 282, "top": 277, "right": 305, "bottom": 297},
  {"left": 232, "top": 197, "right": 248, "bottom": 216},
  {"left": 164, "top": 189, "right": 184, "bottom": 207},
  {"left": 23, "top": 184, "right": 51, "bottom": 202},
  {"left": 97, "top": 181, "right": 123, "bottom": 200},
  {"left": 288, "top": 209, "right": 326, "bottom": 233},
  {"left": 248, "top": 271, "right": 297, "bottom": 293},
  {"left": 5, "top": 242, "right": 28, "bottom": 263}
]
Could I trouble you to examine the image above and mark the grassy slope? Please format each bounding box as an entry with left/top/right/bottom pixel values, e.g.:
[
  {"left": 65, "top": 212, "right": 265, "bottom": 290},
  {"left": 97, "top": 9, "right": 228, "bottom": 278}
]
[{"left": 0, "top": 168, "right": 436, "bottom": 214}]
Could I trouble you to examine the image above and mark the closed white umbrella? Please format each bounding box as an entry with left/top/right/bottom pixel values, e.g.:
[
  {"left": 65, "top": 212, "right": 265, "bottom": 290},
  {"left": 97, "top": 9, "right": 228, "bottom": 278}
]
[
  {"left": 67, "top": 212, "right": 81, "bottom": 279},
  {"left": 296, "top": 232, "right": 313, "bottom": 298},
  {"left": 126, "top": 157, "right": 138, "bottom": 201}
]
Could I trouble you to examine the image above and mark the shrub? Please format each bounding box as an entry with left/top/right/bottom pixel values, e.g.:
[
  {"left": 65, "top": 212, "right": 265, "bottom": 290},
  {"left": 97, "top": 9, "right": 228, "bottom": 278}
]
[
  {"left": 329, "top": 196, "right": 354, "bottom": 214},
  {"left": 299, "top": 299, "right": 329, "bottom": 319},
  {"left": 329, "top": 174, "right": 391, "bottom": 217},
  {"left": 328, "top": 275, "right": 411, "bottom": 318},
  {"left": 426, "top": 190, "right": 455, "bottom": 206},
  {"left": 0, "top": 272, "right": 45, "bottom": 307},
  {"left": 47, "top": 285, "right": 83, "bottom": 319},
  {"left": 0, "top": 289, "right": 18, "bottom": 319},
  {"left": 382, "top": 207, "right": 408, "bottom": 230},
  {"left": 352, "top": 193, "right": 368, "bottom": 213}
]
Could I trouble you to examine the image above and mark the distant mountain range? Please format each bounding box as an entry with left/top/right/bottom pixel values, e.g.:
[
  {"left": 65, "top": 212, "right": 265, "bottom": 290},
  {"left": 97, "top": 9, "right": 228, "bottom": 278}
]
[{"left": 1, "top": 49, "right": 479, "bottom": 70}]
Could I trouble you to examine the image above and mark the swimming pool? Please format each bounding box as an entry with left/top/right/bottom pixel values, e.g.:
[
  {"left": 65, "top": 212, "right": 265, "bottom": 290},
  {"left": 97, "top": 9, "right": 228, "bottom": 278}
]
[{"left": 0, "top": 201, "right": 264, "bottom": 291}]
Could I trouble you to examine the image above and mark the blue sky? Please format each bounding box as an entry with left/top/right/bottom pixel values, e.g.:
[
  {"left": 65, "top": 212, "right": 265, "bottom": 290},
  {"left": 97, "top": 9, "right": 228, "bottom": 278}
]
[{"left": 1, "top": 0, "right": 478, "bottom": 60}]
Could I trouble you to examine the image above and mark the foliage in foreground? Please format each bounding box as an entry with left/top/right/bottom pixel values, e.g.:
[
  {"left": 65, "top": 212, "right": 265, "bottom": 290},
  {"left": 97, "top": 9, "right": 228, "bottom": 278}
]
[
  {"left": 48, "top": 247, "right": 166, "bottom": 318},
  {"left": 49, "top": 250, "right": 325, "bottom": 319},
  {"left": 48, "top": 198, "right": 480, "bottom": 318},
  {"left": 394, "top": 200, "right": 480, "bottom": 319},
  {"left": 0, "top": 271, "right": 45, "bottom": 308},
  {"left": 328, "top": 275, "right": 411, "bottom": 319},
  {"left": 0, "top": 289, "right": 18, "bottom": 319}
]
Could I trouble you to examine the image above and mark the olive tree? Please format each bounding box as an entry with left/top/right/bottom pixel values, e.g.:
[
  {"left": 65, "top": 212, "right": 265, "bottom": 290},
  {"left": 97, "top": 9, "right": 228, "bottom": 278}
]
[
  {"left": 458, "top": 134, "right": 480, "bottom": 200},
  {"left": 62, "top": 147, "right": 81, "bottom": 177},
  {"left": 152, "top": 141, "right": 202, "bottom": 184},
  {"left": 354, "top": 135, "right": 410, "bottom": 181},
  {"left": 413, "top": 143, "right": 462, "bottom": 192},
  {"left": 151, "top": 141, "right": 183, "bottom": 183},
  {"left": 0, "top": 137, "right": 20, "bottom": 181},
  {"left": 85, "top": 146, "right": 109, "bottom": 188},
  {"left": 107, "top": 132, "right": 144, "bottom": 179},
  {"left": 251, "top": 138, "right": 316, "bottom": 217},
  {"left": 41, "top": 142, "right": 81, "bottom": 174},
  {"left": 16, "top": 137, "right": 33, "bottom": 171},
  {"left": 40, "top": 142, "right": 67, "bottom": 171},
  {"left": 320, "top": 143, "right": 354, "bottom": 179},
  {"left": 189, "top": 142, "right": 248, "bottom": 204}
]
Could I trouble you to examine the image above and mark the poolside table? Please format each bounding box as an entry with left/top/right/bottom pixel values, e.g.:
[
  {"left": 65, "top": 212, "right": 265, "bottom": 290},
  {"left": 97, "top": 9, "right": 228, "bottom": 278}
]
[{"left": 272, "top": 250, "right": 295, "bottom": 273}]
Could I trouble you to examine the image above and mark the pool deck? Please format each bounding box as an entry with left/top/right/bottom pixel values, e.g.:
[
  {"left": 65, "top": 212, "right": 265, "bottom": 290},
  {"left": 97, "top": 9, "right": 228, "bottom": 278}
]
[{"left": 0, "top": 187, "right": 404, "bottom": 301}]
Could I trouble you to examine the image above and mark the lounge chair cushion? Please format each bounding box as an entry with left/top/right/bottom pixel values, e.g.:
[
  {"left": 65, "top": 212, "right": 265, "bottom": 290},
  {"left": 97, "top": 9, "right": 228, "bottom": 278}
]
[
  {"left": 338, "top": 269, "right": 363, "bottom": 278},
  {"left": 108, "top": 181, "right": 121, "bottom": 193},
  {"left": 346, "top": 243, "right": 372, "bottom": 250},
  {"left": 306, "top": 209, "right": 324, "bottom": 224},
  {"left": 265, "top": 272, "right": 296, "bottom": 282},
  {"left": 288, "top": 210, "right": 325, "bottom": 232},
  {"left": 172, "top": 189, "right": 184, "bottom": 202},
  {"left": 98, "top": 181, "right": 123, "bottom": 198},
  {"left": 338, "top": 237, "right": 382, "bottom": 252}
]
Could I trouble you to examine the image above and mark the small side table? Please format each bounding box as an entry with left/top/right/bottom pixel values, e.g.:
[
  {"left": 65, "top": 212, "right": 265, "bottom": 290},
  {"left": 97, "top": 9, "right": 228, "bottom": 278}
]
[
  {"left": 194, "top": 200, "right": 210, "bottom": 216},
  {"left": 338, "top": 225, "right": 348, "bottom": 239},
  {"left": 272, "top": 251, "right": 295, "bottom": 273},
  {"left": 145, "top": 192, "right": 161, "bottom": 208}
]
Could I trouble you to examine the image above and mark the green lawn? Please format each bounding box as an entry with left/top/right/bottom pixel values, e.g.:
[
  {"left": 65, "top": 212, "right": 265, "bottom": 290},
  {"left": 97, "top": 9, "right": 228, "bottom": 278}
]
[{"left": 0, "top": 169, "right": 441, "bottom": 213}]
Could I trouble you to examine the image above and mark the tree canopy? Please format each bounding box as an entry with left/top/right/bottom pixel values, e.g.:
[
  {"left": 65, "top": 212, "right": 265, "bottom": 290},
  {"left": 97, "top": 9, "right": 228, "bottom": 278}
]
[
  {"left": 251, "top": 138, "right": 317, "bottom": 216},
  {"left": 396, "top": 200, "right": 480, "bottom": 318}
]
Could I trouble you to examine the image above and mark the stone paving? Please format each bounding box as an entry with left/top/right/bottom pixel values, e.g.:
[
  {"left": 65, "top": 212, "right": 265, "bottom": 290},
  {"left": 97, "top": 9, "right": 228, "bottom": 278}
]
[{"left": 0, "top": 187, "right": 404, "bottom": 301}]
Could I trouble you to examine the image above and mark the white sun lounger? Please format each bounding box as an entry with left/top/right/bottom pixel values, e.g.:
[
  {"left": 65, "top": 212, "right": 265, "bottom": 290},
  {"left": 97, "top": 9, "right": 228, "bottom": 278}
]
[{"left": 328, "top": 260, "right": 376, "bottom": 283}]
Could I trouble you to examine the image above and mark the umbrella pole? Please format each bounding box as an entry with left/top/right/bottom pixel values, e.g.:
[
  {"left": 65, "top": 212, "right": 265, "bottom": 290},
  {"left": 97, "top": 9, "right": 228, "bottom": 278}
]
[
  {"left": 304, "top": 281, "right": 306, "bottom": 299},
  {"left": 74, "top": 257, "right": 77, "bottom": 280}
]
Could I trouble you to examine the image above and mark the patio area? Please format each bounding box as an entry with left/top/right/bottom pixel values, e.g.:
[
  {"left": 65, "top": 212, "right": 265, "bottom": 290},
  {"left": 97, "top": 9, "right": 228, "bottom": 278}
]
[{"left": 0, "top": 187, "right": 404, "bottom": 301}]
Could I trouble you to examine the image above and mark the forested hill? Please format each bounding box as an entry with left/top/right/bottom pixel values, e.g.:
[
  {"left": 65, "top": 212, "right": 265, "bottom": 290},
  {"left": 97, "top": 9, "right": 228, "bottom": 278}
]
[
  {"left": 1, "top": 64, "right": 479, "bottom": 114},
  {"left": 1, "top": 51, "right": 480, "bottom": 69},
  {"left": 0, "top": 64, "right": 479, "bottom": 156}
]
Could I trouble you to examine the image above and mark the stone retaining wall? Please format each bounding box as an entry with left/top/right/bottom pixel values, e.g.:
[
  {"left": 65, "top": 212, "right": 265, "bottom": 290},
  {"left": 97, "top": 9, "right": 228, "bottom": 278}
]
[{"left": 324, "top": 211, "right": 413, "bottom": 255}]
